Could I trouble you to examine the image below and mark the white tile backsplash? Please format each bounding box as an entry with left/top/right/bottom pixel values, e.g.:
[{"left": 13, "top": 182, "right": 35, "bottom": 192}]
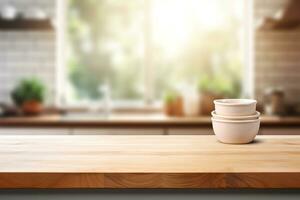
[
  {"left": 0, "top": 1, "right": 56, "bottom": 105},
  {"left": 254, "top": 0, "right": 300, "bottom": 106}
]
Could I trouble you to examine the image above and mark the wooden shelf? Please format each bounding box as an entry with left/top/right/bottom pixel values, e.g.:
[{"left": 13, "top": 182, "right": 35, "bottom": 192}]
[{"left": 0, "top": 18, "right": 53, "bottom": 31}]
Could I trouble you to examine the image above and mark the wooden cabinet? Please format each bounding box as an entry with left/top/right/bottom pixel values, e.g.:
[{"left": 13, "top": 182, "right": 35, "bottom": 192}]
[
  {"left": 260, "top": 128, "right": 300, "bottom": 135},
  {"left": 167, "top": 128, "right": 213, "bottom": 135},
  {"left": 0, "top": 128, "right": 71, "bottom": 135},
  {"left": 71, "top": 128, "right": 165, "bottom": 135}
]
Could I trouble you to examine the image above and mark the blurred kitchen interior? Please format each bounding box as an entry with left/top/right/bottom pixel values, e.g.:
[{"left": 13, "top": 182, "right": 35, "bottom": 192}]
[{"left": 0, "top": 0, "right": 300, "bottom": 135}]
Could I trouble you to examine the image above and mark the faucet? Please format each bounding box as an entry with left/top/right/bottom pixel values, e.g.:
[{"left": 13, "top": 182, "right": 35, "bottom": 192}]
[{"left": 98, "top": 83, "right": 111, "bottom": 117}]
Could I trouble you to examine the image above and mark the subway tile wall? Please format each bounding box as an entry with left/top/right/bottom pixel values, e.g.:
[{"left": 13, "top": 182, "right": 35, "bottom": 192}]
[
  {"left": 0, "top": 0, "right": 56, "bottom": 105},
  {"left": 254, "top": 0, "right": 300, "bottom": 105}
]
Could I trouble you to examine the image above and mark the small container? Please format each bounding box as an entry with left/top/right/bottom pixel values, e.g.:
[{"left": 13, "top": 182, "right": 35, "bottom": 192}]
[
  {"left": 214, "top": 99, "right": 257, "bottom": 116},
  {"left": 211, "top": 117, "right": 260, "bottom": 144},
  {"left": 183, "top": 90, "right": 200, "bottom": 117},
  {"left": 264, "top": 88, "right": 285, "bottom": 115}
]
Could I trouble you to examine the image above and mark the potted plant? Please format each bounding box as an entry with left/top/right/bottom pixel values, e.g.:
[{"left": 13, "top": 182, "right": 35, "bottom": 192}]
[
  {"left": 198, "top": 75, "right": 233, "bottom": 115},
  {"left": 11, "top": 78, "right": 45, "bottom": 115},
  {"left": 163, "top": 91, "right": 183, "bottom": 117}
]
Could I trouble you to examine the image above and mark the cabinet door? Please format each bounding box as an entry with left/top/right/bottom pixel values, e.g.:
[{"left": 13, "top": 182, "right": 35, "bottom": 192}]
[
  {"left": 167, "top": 128, "right": 213, "bottom": 135},
  {"left": 0, "top": 128, "right": 71, "bottom": 135},
  {"left": 71, "top": 128, "right": 165, "bottom": 135},
  {"left": 260, "top": 128, "right": 300, "bottom": 135}
]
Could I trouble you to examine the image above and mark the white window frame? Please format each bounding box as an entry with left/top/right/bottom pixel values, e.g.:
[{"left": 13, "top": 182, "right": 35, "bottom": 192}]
[
  {"left": 56, "top": 0, "right": 67, "bottom": 107},
  {"left": 243, "top": 0, "right": 255, "bottom": 98}
]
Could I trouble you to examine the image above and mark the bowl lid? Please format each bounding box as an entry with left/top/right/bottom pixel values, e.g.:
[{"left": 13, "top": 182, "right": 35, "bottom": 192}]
[{"left": 214, "top": 99, "right": 257, "bottom": 106}]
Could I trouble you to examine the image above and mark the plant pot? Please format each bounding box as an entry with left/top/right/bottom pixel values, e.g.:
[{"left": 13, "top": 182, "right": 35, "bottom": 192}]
[
  {"left": 164, "top": 102, "right": 175, "bottom": 116},
  {"left": 200, "top": 92, "right": 223, "bottom": 115},
  {"left": 164, "top": 96, "right": 184, "bottom": 117},
  {"left": 21, "top": 100, "right": 43, "bottom": 115},
  {"left": 173, "top": 96, "right": 184, "bottom": 116}
]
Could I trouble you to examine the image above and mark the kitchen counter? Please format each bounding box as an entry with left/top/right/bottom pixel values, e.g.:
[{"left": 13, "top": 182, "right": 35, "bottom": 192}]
[
  {"left": 0, "top": 135, "right": 299, "bottom": 188},
  {"left": 0, "top": 114, "right": 300, "bottom": 128}
]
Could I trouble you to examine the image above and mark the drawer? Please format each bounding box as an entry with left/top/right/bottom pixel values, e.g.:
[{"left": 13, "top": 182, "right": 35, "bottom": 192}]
[
  {"left": 167, "top": 128, "right": 213, "bottom": 135},
  {"left": 0, "top": 128, "right": 71, "bottom": 135},
  {"left": 260, "top": 128, "right": 300, "bottom": 135},
  {"left": 71, "top": 128, "right": 165, "bottom": 135}
]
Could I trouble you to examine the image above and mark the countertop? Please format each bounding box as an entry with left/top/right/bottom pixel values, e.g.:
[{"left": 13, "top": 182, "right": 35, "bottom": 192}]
[
  {"left": 0, "top": 135, "right": 299, "bottom": 188},
  {"left": 0, "top": 114, "right": 300, "bottom": 128}
]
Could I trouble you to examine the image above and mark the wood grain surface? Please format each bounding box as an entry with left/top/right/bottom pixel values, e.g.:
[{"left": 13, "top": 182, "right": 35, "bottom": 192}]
[{"left": 0, "top": 135, "right": 299, "bottom": 188}]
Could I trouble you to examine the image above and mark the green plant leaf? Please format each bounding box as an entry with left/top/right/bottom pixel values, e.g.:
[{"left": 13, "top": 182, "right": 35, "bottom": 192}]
[{"left": 11, "top": 78, "right": 46, "bottom": 106}]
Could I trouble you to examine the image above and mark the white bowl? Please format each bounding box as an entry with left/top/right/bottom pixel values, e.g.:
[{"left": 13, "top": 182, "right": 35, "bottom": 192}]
[
  {"left": 211, "top": 110, "right": 260, "bottom": 120},
  {"left": 211, "top": 117, "right": 260, "bottom": 144},
  {"left": 1, "top": 5, "right": 18, "bottom": 20},
  {"left": 214, "top": 99, "right": 257, "bottom": 116}
]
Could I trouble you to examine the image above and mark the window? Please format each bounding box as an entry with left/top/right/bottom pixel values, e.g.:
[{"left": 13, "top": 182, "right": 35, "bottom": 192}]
[{"left": 63, "top": 0, "right": 247, "bottom": 106}]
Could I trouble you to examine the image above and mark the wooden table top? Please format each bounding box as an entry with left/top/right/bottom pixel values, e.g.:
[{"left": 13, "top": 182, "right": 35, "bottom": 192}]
[{"left": 0, "top": 135, "right": 299, "bottom": 188}]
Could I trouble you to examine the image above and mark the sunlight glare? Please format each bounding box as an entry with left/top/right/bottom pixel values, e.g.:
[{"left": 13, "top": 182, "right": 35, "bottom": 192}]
[{"left": 151, "top": 0, "right": 226, "bottom": 56}]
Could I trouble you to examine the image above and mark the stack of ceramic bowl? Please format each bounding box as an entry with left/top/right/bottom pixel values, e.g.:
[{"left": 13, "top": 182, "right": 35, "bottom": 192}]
[{"left": 211, "top": 99, "right": 260, "bottom": 144}]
